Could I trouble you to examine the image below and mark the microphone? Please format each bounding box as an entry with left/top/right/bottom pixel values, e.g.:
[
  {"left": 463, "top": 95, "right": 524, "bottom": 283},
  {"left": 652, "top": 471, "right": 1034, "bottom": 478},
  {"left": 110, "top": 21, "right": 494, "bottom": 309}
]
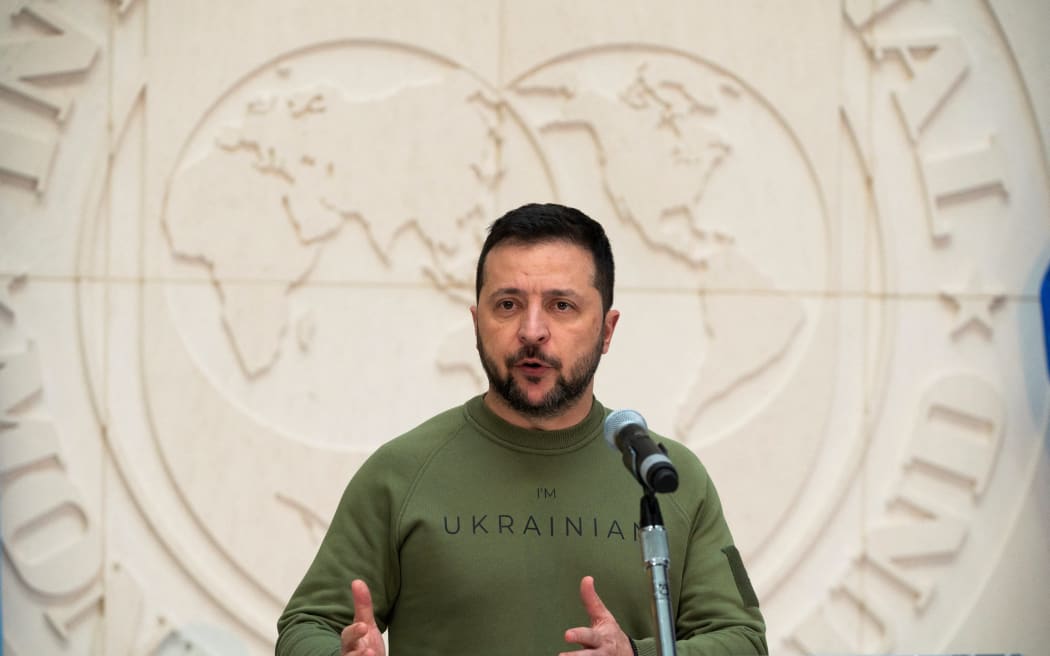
[{"left": 603, "top": 409, "right": 679, "bottom": 493}]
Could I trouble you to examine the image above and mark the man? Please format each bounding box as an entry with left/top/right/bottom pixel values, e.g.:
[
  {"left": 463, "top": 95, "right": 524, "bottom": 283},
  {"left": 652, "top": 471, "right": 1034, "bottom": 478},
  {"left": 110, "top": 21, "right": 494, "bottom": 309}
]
[{"left": 276, "top": 203, "right": 767, "bottom": 655}]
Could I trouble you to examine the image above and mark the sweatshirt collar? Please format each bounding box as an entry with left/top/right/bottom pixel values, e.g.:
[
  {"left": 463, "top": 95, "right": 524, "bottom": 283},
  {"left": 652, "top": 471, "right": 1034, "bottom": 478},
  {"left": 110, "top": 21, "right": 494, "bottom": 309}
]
[{"left": 464, "top": 394, "right": 607, "bottom": 453}]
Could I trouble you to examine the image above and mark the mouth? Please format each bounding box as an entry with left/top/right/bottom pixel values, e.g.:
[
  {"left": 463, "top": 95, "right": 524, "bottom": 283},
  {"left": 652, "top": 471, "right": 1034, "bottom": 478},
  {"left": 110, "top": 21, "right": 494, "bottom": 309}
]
[{"left": 515, "top": 358, "right": 553, "bottom": 376}]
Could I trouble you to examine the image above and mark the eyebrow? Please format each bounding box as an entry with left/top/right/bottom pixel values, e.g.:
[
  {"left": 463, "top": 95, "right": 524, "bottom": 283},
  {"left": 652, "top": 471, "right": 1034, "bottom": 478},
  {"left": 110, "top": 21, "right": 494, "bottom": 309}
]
[{"left": 487, "top": 287, "right": 582, "bottom": 300}]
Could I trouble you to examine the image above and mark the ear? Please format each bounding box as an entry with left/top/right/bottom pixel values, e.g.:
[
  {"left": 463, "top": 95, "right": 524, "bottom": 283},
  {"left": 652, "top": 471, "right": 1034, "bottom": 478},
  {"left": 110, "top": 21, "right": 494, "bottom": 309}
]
[
  {"left": 470, "top": 305, "right": 479, "bottom": 331},
  {"left": 601, "top": 309, "right": 620, "bottom": 354}
]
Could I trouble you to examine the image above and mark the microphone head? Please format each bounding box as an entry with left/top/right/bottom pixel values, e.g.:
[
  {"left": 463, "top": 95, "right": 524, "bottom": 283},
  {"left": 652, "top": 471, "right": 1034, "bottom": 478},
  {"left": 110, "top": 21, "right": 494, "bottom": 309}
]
[
  {"left": 603, "top": 409, "right": 647, "bottom": 451},
  {"left": 649, "top": 463, "right": 679, "bottom": 493}
]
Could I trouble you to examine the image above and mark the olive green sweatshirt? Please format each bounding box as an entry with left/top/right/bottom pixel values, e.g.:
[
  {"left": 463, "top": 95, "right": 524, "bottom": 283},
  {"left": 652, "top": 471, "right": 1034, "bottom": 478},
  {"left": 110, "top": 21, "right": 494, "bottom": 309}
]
[{"left": 276, "top": 396, "right": 766, "bottom": 655}]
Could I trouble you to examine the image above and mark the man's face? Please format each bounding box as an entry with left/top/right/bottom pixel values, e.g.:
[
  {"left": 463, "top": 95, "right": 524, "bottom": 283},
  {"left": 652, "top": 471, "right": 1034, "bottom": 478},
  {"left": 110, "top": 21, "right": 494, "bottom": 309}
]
[{"left": 471, "top": 240, "right": 619, "bottom": 423}]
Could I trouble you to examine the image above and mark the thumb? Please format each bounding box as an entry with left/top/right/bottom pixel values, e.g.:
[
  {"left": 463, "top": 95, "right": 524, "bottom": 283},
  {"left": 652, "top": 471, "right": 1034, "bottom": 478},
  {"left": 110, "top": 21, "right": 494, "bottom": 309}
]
[
  {"left": 579, "top": 576, "right": 612, "bottom": 623},
  {"left": 350, "top": 579, "right": 377, "bottom": 626}
]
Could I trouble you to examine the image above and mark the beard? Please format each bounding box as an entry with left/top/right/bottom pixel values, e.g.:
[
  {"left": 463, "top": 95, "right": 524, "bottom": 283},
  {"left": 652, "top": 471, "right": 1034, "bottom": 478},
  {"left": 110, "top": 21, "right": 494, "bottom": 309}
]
[{"left": 477, "top": 329, "right": 605, "bottom": 419}]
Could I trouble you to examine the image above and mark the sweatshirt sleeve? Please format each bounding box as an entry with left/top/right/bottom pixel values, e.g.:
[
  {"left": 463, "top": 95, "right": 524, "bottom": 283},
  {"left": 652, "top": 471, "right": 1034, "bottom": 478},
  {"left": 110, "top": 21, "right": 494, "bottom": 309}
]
[
  {"left": 275, "top": 446, "right": 405, "bottom": 656},
  {"left": 631, "top": 458, "right": 768, "bottom": 656}
]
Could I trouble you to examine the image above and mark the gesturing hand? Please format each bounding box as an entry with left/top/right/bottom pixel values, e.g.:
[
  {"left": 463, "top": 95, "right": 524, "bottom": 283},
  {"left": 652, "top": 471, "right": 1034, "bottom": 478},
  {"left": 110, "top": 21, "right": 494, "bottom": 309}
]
[
  {"left": 341, "top": 579, "right": 385, "bottom": 656},
  {"left": 560, "top": 576, "right": 634, "bottom": 656}
]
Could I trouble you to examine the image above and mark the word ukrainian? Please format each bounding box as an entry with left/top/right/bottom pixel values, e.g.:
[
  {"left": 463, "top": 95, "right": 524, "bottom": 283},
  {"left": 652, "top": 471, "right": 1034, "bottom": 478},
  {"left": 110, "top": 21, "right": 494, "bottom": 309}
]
[{"left": 442, "top": 513, "right": 638, "bottom": 540}]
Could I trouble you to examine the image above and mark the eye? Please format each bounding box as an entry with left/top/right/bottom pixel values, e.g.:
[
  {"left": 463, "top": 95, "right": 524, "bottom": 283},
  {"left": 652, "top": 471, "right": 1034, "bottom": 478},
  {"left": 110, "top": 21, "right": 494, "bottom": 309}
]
[
  {"left": 553, "top": 300, "right": 573, "bottom": 312},
  {"left": 498, "top": 299, "right": 516, "bottom": 311}
]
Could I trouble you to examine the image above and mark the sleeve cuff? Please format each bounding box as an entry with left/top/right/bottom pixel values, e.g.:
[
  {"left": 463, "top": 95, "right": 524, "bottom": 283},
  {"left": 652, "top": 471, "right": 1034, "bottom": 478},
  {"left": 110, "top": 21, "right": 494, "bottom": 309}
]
[{"left": 630, "top": 637, "right": 659, "bottom": 656}]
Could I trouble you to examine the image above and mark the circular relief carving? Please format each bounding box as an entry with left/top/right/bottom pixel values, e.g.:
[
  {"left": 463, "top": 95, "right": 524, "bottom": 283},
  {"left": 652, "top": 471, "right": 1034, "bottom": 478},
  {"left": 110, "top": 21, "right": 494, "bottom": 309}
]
[
  {"left": 129, "top": 39, "right": 852, "bottom": 641},
  {"left": 77, "top": 6, "right": 1046, "bottom": 653}
]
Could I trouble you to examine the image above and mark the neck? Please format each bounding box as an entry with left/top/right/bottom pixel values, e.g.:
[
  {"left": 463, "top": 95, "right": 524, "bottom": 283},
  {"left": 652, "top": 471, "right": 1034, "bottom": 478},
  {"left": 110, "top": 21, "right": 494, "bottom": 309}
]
[{"left": 482, "top": 390, "right": 594, "bottom": 431}]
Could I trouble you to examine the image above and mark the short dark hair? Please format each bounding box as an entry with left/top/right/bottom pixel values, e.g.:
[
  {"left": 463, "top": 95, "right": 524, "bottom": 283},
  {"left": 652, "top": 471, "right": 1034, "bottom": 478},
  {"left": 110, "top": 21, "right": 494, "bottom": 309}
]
[{"left": 475, "top": 203, "right": 615, "bottom": 313}]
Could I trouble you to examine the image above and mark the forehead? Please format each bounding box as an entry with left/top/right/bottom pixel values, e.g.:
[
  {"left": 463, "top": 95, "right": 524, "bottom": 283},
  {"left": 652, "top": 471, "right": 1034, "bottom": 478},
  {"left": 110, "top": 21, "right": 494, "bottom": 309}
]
[{"left": 481, "top": 240, "right": 596, "bottom": 290}]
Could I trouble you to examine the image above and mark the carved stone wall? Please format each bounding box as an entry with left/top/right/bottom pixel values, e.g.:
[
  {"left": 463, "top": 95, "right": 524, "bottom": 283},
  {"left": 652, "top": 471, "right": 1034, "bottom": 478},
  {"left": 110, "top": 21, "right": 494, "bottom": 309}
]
[{"left": 1, "top": 1, "right": 1048, "bottom": 654}]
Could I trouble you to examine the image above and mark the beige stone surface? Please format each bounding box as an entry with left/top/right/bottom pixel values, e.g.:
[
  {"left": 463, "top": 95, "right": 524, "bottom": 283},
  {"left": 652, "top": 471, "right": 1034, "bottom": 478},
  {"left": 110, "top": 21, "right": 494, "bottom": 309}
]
[{"left": 1, "top": 1, "right": 1047, "bottom": 654}]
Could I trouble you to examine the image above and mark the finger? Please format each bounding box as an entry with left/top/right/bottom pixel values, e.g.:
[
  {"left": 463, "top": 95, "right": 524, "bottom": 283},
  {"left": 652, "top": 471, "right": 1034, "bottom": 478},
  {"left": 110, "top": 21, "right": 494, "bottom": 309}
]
[
  {"left": 350, "top": 579, "right": 377, "bottom": 626},
  {"left": 579, "top": 576, "right": 611, "bottom": 622},
  {"left": 564, "top": 626, "right": 600, "bottom": 647},
  {"left": 340, "top": 622, "right": 369, "bottom": 652},
  {"left": 342, "top": 629, "right": 378, "bottom": 656}
]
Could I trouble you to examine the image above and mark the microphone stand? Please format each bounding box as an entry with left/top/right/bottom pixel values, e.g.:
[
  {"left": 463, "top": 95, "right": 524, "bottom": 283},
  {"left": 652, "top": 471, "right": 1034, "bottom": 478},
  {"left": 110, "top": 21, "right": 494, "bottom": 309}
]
[{"left": 639, "top": 489, "right": 677, "bottom": 656}]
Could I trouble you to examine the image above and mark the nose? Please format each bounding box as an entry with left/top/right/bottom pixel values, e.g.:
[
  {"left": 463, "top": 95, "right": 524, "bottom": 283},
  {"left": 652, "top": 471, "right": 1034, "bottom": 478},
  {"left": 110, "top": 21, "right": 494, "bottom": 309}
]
[{"left": 518, "top": 305, "right": 550, "bottom": 344}]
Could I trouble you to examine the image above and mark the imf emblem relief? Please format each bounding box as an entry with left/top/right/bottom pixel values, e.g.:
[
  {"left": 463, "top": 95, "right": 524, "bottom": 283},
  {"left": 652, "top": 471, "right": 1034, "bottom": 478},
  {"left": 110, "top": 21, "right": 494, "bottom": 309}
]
[{"left": 0, "top": 1, "right": 1046, "bottom": 655}]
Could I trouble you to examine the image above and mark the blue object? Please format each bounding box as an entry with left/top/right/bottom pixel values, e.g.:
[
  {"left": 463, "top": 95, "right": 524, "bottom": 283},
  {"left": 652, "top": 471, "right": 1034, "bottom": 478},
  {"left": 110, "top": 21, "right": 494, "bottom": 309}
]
[{"left": 1043, "top": 263, "right": 1050, "bottom": 380}]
